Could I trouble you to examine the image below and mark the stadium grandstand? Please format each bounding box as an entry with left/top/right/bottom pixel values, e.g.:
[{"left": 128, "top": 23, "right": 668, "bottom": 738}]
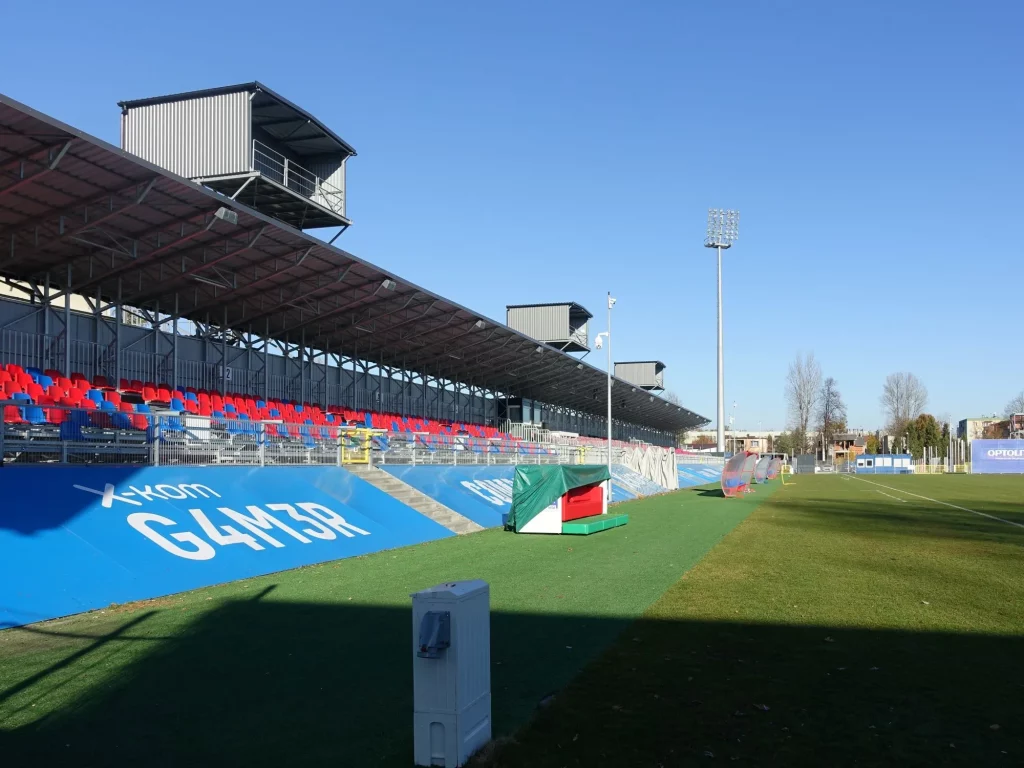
[{"left": 0, "top": 86, "right": 708, "bottom": 469}]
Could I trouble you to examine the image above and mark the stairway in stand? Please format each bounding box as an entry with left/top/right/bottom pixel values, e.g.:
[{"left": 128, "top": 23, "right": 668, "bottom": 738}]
[{"left": 345, "top": 464, "right": 484, "bottom": 535}]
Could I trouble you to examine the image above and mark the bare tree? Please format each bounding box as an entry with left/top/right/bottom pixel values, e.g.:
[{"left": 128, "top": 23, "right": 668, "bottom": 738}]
[
  {"left": 1005, "top": 391, "right": 1024, "bottom": 417},
  {"left": 785, "top": 352, "right": 821, "bottom": 453},
  {"left": 880, "top": 372, "right": 928, "bottom": 433},
  {"left": 818, "top": 377, "right": 847, "bottom": 460}
]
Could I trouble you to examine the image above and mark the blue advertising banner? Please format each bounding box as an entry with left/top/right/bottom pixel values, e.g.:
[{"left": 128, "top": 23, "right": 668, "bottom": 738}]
[
  {"left": 678, "top": 465, "right": 724, "bottom": 488},
  {"left": 0, "top": 466, "right": 453, "bottom": 628},
  {"left": 380, "top": 464, "right": 652, "bottom": 528},
  {"left": 610, "top": 465, "right": 666, "bottom": 498},
  {"left": 971, "top": 440, "right": 1024, "bottom": 473},
  {"left": 380, "top": 465, "right": 515, "bottom": 528}
]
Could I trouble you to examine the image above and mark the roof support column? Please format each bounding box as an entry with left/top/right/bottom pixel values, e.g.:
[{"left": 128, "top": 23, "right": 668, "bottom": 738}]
[
  {"left": 323, "top": 340, "right": 330, "bottom": 408},
  {"left": 43, "top": 273, "right": 50, "bottom": 338},
  {"left": 350, "top": 347, "right": 358, "bottom": 410},
  {"left": 342, "top": 352, "right": 348, "bottom": 408},
  {"left": 169, "top": 295, "right": 177, "bottom": 390},
  {"left": 64, "top": 263, "right": 72, "bottom": 378},
  {"left": 263, "top": 319, "right": 270, "bottom": 403},
  {"left": 377, "top": 353, "right": 383, "bottom": 412},
  {"left": 221, "top": 306, "right": 228, "bottom": 395},
  {"left": 299, "top": 329, "right": 306, "bottom": 406},
  {"left": 116, "top": 279, "right": 123, "bottom": 387}
]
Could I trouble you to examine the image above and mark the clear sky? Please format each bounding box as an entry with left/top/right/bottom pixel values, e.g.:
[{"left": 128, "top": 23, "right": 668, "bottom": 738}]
[{"left": 2, "top": 1, "right": 1021, "bottom": 431}]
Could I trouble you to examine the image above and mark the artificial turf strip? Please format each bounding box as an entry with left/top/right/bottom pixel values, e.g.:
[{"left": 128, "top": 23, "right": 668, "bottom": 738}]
[
  {"left": 0, "top": 483, "right": 773, "bottom": 766},
  {"left": 472, "top": 474, "right": 1024, "bottom": 767}
]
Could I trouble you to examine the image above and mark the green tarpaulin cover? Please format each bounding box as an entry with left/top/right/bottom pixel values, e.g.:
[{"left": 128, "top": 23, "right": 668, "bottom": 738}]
[{"left": 507, "top": 464, "right": 612, "bottom": 532}]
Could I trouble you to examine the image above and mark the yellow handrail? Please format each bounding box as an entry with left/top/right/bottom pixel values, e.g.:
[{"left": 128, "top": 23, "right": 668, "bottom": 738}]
[{"left": 340, "top": 427, "right": 374, "bottom": 465}]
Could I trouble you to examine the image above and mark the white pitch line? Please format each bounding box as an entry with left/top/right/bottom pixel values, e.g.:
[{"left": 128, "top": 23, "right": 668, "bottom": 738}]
[
  {"left": 848, "top": 475, "right": 1024, "bottom": 530},
  {"left": 875, "top": 489, "right": 906, "bottom": 503}
]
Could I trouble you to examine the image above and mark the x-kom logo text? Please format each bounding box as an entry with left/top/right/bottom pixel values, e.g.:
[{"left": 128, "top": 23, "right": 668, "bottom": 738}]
[{"left": 73, "top": 481, "right": 370, "bottom": 561}]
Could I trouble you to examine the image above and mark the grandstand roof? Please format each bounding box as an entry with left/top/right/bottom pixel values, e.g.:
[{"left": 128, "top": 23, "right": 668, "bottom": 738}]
[
  {"left": 0, "top": 92, "right": 707, "bottom": 433},
  {"left": 505, "top": 301, "right": 593, "bottom": 318}
]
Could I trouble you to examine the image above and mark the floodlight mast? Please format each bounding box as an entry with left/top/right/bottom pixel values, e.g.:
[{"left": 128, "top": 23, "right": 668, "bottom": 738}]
[{"left": 704, "top": 209, "right": 739, "bottom": 453}]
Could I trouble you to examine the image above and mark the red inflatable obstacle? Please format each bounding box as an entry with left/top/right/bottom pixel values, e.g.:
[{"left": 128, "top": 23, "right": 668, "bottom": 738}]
[
  {"left": 766, "top": 456, "right": 783, "bottom": 480},
  {"left": 721, "top": 451, "right": 758, "bottom": 497}
]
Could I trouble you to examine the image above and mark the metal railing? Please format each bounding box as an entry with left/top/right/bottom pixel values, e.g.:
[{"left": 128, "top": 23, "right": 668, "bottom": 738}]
[
  {"left": 251, "top": 141, "right": 345, "bottom": 217},
  {"left": 0, "top": 403, "right": 378, "bottom": 468},
  {"left": 0, "top": 404, "right": 567, "bottom": 468},
  {"left": 1, "top": 403, "right": 693, "bottom": 478},
  {"left": 677, "top": 453, "right": 726, "bottom": 467}
]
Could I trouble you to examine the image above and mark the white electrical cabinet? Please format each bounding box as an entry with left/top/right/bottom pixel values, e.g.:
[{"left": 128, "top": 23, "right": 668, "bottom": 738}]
[{"left": 411, "top": 580, "right": 492, "bottom": 767}]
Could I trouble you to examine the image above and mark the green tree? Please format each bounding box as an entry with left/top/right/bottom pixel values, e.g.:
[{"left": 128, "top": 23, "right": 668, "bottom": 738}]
[
  {"left": 903, "top": 414, "right": 945, "bottom": 459},
  {"left": 865, "top": 434, "right": 880, "bottom": 454},
  {"left": 773, "top": 431, "right": 798, "bottom": 457}
]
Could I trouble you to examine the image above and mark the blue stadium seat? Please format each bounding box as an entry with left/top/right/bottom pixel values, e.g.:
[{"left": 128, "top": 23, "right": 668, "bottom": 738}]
[
  {"left": 184, "top": 391, "right": 198, "bottom": 402},
  {"left": 86, "top": 389, "right": 105, "bottom": 404},
  {"left": 169, "top": 397, "right": 185, "bottom": 411},
  {"left": 24, "top": 404, "right": 47, "bottom": 425},
  {"left": 60, "top": 409, "right": 91, "bottom": 440},
  {"left": 38, "top": 375, "right": 53, "bottom": 389}
]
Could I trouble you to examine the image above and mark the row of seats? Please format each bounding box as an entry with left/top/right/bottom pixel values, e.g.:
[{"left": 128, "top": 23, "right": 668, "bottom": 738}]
[{"left": 0, "top": 364, "right": 539, "bottom": 450}]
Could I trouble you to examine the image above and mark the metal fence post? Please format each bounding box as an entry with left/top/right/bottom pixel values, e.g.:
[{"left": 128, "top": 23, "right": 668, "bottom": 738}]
[{"left": 153, "top": 418, "right": 160, "bottom": 466}]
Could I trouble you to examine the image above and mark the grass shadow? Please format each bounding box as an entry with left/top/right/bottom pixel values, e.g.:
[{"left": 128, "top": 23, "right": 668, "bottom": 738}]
[{"left": 1, "top": 597, "right": 1021, "bottom": 766}]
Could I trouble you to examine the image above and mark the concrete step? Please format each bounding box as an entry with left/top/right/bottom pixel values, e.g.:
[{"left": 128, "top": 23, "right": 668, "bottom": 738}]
[{"left": 345, "top": 464, "right": 483, "bottom": 535}]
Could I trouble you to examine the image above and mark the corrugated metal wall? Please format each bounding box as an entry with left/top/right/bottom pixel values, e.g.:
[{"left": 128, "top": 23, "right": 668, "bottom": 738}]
[
  {"left": 506, "top": 305, "right": 570, "bottom": 342},
  {"left": 306, "top": 156, "right": 346, "bottom": 216},
  {"left": 121, "top": 92, "right": 251, "bottom": 179},
  {"left": 614, "top": 362, "right": 663, "bottom": 389}
]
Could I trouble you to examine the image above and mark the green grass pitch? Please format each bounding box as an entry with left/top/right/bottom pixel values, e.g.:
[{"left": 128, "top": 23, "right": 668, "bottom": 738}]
[{"left": 1, "top": 473, "right": 1022, "bottom": 766}]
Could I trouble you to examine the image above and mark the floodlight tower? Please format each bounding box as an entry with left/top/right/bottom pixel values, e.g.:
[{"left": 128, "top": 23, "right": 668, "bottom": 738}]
[{"left": 705, "top": 209, "right": 740, "bottom": 453}]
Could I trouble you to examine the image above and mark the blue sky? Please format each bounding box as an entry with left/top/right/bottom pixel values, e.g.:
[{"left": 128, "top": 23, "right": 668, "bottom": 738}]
[{"left": 2, "top": 1, "right": 1021, "bottom": 430}]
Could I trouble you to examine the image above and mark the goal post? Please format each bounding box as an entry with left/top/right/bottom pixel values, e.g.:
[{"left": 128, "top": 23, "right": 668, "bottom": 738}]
[{"left": 781, "top": 463, "right": 795, "bottom": 486}]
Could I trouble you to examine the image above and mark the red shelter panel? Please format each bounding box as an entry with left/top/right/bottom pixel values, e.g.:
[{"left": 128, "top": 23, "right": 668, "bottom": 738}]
[{"left": 562, "top": 483, "right": 604, "bottom": 521}]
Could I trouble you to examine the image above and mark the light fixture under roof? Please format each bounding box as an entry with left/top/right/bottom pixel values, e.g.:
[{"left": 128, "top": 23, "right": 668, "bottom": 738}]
[
  {"left": 214, "top": 206, "right": 239, "bottom": 226},
  {"left": 354, "top": 324, "right": 372, "bottom": 333},
  {"left": 535, "top": 345, "right": 543, "bottom": 353},
  {"left": 380, "top": 278, "right": 397, "bottom": 291},
  {"left": 190, "top": 274, "right": 231, "bottom": 289},
  {"left": 474, "top": 319, "right": 486, "bottom": 329}
]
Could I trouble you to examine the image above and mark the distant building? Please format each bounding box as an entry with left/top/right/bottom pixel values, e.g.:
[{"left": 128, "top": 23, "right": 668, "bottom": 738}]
[
  {"left": 958, "top": 417, "right": 1000, "bottom": 441},
  {"left": 831, "top": 433, "right": 866, "bottom": 461}
]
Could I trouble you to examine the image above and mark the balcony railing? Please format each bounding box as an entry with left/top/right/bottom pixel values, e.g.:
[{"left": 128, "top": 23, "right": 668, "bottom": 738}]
[{"left": 251, "top": 140, "right": 345, "bottom": 218}]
